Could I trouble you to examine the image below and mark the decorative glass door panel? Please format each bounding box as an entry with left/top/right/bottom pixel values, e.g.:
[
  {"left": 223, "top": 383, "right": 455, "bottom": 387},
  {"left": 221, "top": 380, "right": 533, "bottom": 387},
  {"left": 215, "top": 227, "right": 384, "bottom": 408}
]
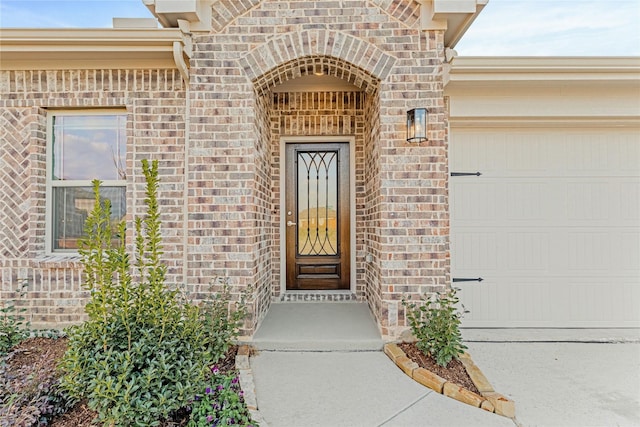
[
  {"left": 286, "top": 143, "right": 350, "bottom": 290},
  {"left": 297, "top": 151, "right": 338, "bottom": 256}
]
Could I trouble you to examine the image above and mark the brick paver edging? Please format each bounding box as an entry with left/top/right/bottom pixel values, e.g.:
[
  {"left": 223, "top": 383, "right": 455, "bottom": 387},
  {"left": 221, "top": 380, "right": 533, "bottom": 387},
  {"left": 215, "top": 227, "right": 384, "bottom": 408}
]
[
  {"left": 384, "top": 343, "right": 516, "bottom": 418},
  {"left": 236, "top": 345, "right": 270, "bottom": 427}
]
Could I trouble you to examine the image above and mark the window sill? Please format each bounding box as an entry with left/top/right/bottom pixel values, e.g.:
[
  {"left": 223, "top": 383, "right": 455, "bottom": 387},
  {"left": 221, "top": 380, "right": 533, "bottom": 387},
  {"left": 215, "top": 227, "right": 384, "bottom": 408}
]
[{"left": 33, "top": 253, "right": 83, "bottom": 269}]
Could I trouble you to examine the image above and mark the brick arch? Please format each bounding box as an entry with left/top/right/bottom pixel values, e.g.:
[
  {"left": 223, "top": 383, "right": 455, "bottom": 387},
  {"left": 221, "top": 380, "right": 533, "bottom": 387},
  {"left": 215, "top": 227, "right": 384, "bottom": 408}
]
[
  {"left": 369, "top": 0, "right": 420, "bottom": 26},
  {"left": 210, "top": 0, "right": 261, "bottom": 33},
  {"left": 211, "top": 0, "right": 419, "bottom": 33},
  {"left": 238, "top": 30, "right": 396, "bottom": 94}
]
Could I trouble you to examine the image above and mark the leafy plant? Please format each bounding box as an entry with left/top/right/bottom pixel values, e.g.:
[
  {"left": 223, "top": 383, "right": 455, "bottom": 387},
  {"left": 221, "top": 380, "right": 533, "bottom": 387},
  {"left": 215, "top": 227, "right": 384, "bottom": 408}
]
[
  {"left": 188, "top": 365, "right": 255, "bottom": 427},
  {"left": 0, "top": 281, "right": 31, "bottom": 357},
  {"left": 202, "top": 277, "right": 250, "bottom": 364},
  {"left": 60, "top": 159, "right": 214, "bottom": 426},
  {"left": 402, "top": 288, "right": 468, "bottom": 367}
]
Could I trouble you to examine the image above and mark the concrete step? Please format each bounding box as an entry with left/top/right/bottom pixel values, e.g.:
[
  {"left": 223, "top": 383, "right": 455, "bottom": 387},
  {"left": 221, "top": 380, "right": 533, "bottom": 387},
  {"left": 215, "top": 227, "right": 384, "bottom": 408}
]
[{"left": 250, "top": 302, "right": 384, "bottom": 351}]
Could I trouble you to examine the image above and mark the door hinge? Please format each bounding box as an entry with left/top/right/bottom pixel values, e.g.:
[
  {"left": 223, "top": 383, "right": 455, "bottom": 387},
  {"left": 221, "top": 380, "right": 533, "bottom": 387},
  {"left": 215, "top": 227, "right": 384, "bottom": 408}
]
[{"left": 452, "top": 277, "right": 484, "bottom": 283}]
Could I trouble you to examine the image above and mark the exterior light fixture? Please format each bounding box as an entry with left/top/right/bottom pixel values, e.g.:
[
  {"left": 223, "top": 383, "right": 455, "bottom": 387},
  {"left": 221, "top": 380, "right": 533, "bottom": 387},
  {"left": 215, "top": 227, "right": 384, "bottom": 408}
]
[{"left": 406, "top": 108, "right": 428, "bottom": 143}]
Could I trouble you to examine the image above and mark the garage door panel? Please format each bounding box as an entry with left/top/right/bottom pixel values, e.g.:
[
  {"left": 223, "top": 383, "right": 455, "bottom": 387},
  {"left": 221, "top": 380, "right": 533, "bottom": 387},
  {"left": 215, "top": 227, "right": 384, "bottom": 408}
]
[
  {"left": 454, "top": 180, "right": 637, "bottom": 227},
  {"left": 452, "top": 130, "right": 640, "bottom": 177},
  {"left": 451, "top": 232, "right": 499, "bottom": 271},
  {"left": 621, "top": 181, "right": 640, "bottom": 221},
  {"left": 450, "top": 181, "right": 504, "bottom": 222},
  {"left": 458, "top": 277, "right": 640, "bottom": 327},
  {"left": 618, "top": 232, "right": 640, "bottom": 271},
  {"left": 451, "top": 127, "right": 640, "bottom": 328}
]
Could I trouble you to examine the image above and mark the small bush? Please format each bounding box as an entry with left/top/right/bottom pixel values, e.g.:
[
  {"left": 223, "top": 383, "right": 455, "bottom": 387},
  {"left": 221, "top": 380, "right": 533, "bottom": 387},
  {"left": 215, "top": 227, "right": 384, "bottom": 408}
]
[
  {"left": 202, "top": 277, "right": 250, "bottom": 364},
  {"left": 0, "top": 281, "right": 31, "bottom": 357},
  {"left": 402, "top": 288, "right": 467, "bottom": 367},
  {"left": 60, "top": 160, "right": 213, "bottom": 426}
]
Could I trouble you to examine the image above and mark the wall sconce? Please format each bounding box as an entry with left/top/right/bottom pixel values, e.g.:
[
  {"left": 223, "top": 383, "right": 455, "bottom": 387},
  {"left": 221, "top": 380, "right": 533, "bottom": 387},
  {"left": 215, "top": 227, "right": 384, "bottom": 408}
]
[{"left": 406, "top": 108, "right": 428, "bottom": 143}]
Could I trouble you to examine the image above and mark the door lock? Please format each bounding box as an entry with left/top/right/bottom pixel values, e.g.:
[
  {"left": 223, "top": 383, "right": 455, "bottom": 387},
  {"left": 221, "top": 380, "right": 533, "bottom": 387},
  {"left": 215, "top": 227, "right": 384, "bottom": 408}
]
[{"left": 286, "top": 220, "right": 297, "bottom": 227}]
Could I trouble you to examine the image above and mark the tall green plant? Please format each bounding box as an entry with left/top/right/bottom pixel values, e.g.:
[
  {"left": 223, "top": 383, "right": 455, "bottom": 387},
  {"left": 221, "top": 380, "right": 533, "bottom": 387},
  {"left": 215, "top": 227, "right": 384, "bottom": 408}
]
[
  {"left": 60, "top": 159, "right": 212, "bottom": 426},
  {"left": 402, "top": 288, "right": 467, "bottom": 367}
]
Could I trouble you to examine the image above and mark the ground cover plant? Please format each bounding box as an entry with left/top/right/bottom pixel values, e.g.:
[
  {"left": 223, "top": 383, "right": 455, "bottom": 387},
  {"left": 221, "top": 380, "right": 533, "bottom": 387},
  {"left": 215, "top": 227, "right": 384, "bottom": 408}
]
[{"left": 0, "top": 159, "right": 254, "bottom": 426}]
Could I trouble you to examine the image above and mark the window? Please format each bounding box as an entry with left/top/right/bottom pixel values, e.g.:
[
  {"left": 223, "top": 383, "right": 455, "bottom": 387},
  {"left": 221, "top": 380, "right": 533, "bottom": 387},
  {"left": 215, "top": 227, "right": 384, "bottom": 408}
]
[{"left": 46, "top": 111, "right": 127, "bottom": 252}]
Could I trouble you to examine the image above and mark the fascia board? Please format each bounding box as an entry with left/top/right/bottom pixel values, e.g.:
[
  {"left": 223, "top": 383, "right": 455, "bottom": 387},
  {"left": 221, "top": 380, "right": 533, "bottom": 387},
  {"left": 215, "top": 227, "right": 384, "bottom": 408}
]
[
  {"left": 447, "top": 56, "right": 640, "bottom": 83},
  {"left": 0, "top": 28, "right": 182, "bottom": 70},
  {"left": 0, "top": 28, "right": 181, "bottom": 46}
]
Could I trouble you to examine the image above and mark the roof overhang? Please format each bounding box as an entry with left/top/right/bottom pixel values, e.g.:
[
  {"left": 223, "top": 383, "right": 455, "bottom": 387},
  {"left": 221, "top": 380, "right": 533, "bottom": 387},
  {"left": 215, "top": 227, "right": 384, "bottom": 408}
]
[
  {"left": 446, "top": 56, "right": 640, "bottom": 87},
  {"left": 418, "top": 0, "right": 488, "bottom": 48},
  {"left": 445, "top": 56, "right": 640, "bottom": 126},
  {"left": 142, "top": 0, "right": 214, "bottom": 31},
  {"left": 0, "top": 28, "right": 183, "bottom": 71}
]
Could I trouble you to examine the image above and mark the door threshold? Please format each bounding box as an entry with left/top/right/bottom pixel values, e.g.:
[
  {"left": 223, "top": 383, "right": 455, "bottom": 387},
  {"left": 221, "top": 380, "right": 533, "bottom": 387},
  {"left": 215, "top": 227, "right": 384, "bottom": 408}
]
[{"left": 279, "top": 290, "right": 358, "bottom": 303}]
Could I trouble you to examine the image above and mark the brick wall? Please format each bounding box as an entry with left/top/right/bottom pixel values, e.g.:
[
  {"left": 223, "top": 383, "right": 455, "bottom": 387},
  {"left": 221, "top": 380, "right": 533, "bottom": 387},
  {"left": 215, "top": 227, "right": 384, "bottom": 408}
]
[
  {"left": 195, "top": 0, "right": 450, "bottom": 337},
  {"left": 0, "top": 69, "right": 186, "bottom": 329},
  {"left": 1, "top": 0, "right": 451, "bottom": 337}
]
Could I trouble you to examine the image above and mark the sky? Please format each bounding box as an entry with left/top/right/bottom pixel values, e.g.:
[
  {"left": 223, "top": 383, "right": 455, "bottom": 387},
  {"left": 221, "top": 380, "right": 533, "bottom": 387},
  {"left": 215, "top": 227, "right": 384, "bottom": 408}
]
[{"left": 0, "top": 0, "right": 639, "bottom": 56}]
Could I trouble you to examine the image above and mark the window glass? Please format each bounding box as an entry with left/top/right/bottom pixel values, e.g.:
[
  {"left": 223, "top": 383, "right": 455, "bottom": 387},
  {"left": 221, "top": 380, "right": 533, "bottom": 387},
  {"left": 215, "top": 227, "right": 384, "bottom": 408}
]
[
  {"left": 49, "top": 112, "right": 127, "bottom": 252},
  {"left": 52, "top": 115, "right": 126, "bottom": 181},
  {"left": 52, "top": 187, "right": 126, "bottom": 250}
]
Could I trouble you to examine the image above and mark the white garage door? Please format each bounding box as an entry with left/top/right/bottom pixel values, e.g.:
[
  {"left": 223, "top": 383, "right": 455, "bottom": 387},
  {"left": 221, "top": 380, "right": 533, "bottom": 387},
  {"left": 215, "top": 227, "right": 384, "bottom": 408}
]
[{"left": 451, "top": 127, "right": 640, "bottom": 328}]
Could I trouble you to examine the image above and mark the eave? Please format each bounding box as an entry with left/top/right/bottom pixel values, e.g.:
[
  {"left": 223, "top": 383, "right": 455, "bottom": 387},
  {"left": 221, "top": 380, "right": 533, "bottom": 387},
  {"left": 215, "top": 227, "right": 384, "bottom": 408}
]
[
  {"left": 0, "top": 28, "right": 182, "bottom": 71},
  {"left": 418, "top": 0, "right": 489, "bottom": 48},
  {"left": 445, "top": 56, "right": 640, "bottom": 126},
  {"left": 446, "top": 56, "right": 640, "bottom": 87}
]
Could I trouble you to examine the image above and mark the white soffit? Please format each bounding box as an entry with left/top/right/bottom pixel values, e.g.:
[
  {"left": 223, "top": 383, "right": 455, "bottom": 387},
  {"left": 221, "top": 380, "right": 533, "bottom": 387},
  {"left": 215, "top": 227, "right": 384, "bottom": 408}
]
[
  {"left": 0, "top": 28, "right": 182, "bottom": 70},
  {"left": 419, "top": 0, "right": 489, "bottom": 47},
  {"left": 143, "top": 0, "right": 213, "bottom": 31},
  {"left": 272, "top": 75, "right": 362, "bottom": 93}
]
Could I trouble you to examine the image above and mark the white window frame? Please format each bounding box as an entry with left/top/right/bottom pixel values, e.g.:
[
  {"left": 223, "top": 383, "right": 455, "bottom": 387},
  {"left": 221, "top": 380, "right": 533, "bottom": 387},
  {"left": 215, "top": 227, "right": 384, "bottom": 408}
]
[{"left": 45, "top": 109, "right": 127, "bottom": 254}]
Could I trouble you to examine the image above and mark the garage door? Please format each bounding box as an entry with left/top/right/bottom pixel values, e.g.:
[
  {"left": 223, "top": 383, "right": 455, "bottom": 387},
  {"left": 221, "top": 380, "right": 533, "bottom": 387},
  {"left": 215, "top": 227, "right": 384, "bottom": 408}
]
[{"left": 451, "top": 127, "right": 640, "bottom": 328}]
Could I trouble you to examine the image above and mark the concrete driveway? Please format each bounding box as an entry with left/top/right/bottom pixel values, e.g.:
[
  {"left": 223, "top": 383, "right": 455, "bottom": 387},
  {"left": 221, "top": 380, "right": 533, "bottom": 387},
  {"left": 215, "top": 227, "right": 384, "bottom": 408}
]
[
  {"left": 250, "top": 342, "right": 640, "bottom": 426},
  {"left": 466, "top": 341, "right": 640, "bottom": 427}
]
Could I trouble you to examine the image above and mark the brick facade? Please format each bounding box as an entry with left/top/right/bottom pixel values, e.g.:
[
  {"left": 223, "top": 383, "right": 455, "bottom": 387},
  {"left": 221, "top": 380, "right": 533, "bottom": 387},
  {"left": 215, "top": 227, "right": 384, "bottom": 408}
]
[{"left": 1, "top": 0, "right": 450, "bottom": 338}]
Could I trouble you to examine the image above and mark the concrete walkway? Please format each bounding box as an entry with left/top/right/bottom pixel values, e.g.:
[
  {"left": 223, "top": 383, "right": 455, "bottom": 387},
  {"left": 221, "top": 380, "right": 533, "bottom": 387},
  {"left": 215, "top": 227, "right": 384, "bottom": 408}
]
[{"left": 249, "top": 302, "right": 640, "bottom": 427}]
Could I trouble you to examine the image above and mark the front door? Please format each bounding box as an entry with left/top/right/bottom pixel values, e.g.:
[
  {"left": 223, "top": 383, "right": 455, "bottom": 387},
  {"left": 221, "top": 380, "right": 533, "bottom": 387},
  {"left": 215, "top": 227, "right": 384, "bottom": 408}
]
[{"left": 285, "top": 143, "right": 350, "bottom": 290}]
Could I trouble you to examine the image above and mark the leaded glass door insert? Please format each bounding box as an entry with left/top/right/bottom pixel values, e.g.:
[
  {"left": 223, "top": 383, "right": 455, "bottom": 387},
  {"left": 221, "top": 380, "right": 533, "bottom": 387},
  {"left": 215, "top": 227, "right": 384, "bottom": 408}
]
[{"left": 285, "top": 143, "right": 350, "bottom": 290}]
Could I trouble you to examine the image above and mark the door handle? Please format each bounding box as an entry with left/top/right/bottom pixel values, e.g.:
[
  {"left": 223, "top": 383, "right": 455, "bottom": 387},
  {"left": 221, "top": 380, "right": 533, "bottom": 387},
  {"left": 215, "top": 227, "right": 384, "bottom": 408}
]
[{"left": 287, "top": 220, "right": 297, "bottom": 227}]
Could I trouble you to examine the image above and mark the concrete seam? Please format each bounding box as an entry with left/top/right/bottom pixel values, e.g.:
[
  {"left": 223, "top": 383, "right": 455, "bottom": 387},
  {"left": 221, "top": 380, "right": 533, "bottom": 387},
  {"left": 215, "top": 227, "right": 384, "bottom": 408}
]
[{"left": 376, "top": 391, "right": 433, "bottom": 426}]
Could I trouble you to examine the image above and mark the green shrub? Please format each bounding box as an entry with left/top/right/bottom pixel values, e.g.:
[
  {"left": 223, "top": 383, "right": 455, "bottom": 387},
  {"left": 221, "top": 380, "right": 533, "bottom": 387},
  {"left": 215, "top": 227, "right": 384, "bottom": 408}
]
[
  {"left": 60, "top": 160, "right": 213, "bottom": 426},
  {"left": 402, "top": 288, "right": 467, "bottom": 367},
  {"left": 202, "top": 276, "right": 249, "bottom": 363},
  {"left": 0, "top": 281, "right": 30, "bottom": 357}
]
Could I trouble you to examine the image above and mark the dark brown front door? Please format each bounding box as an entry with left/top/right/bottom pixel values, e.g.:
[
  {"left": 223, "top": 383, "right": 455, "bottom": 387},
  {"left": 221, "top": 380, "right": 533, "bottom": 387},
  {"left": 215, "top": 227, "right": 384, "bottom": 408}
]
[{"left": 285, "top": 143, "right": 350, "bottom": 290}]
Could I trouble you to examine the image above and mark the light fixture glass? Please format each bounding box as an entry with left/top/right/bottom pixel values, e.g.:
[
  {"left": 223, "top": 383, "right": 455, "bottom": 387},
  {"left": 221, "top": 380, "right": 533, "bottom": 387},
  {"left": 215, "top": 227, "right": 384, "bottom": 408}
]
[{"left": 406, "top": 108, "right": 428, "bottom": 143}]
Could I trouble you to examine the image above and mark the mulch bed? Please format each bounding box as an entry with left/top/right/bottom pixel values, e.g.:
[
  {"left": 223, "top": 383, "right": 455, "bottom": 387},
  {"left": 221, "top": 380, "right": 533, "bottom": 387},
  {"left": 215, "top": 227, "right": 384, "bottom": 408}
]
[{"left": 398, "top": 342, "right": 480, "bottom": 395}]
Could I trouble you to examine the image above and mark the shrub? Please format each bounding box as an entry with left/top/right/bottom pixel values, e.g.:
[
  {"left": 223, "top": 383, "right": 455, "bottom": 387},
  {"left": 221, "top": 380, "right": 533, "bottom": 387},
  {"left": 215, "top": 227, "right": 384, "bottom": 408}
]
[
  {"left": 202, "top": 276, "right": 250, "bottom": 364},
  {"left": 0, "top": 281, "right": 30, "bottom": 357},
  {"left": 60, "top": 160, "right": 213, "bottom": 426},
  {"left": 402, "top": 288, "right": 467, "bottom": 367}
]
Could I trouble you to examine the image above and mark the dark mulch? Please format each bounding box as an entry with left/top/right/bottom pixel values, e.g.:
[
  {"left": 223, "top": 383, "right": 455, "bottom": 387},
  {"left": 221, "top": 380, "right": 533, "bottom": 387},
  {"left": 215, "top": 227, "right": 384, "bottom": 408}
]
[
  {"left": 398, "top": 342, "right": 480, "bottom": 395},
  {"left": 4, "top": 338, "right": 239, "bottom": 427},
  {"left": 5, "top": 336, "right": 69, "bottom": 371}
]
